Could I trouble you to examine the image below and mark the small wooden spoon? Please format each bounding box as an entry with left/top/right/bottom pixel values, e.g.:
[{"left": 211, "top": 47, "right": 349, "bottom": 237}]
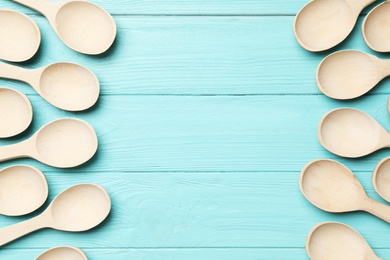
[
  {"left": 318, "top": 107, "right": 390, "bottom": 158},
  {"left": 0, "top": 9, "right": 40, "bottom": 62},
  {"left": 36, "top": 246, "right": 87, "bottom": 260},
  {"left": 306, "top": 222, "right": 381, "bottom": 260},
  {"left": 0, "top": 165, "right": 47, "bottom": 216},
  {"left": 0, "top": 118, "right": 98, "bottom": 168},
  {"left": 0, "top": 183, "right": 110, "bottom": 246},
  {"left": 0, "top": 88, "right": 32, "bottom": 138},
  {"left": 317, "top": 50, "right": 390, "bottom": 99},
  {"left": 372, "top": 156, "right": 390, "bottom": 203},
  {"left": 294, "top": 0, "right": 375, "bottom": 52},
  {"left": 0, "top": 61, "right": 99, "bottom": 111},
  {"left": 363, "top": 1, "right": 390, "bottom": 52},
  {"left": 12, "top": 0, "right": 116, "bottom": 55},
  {"left": 300, "top": 159, "right": 390, "bottom": 223}
]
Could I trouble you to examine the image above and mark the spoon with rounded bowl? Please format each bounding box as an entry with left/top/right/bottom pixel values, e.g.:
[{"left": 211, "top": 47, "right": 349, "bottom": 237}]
[
  {"left": 12, "top": 0, "right": 116, "bottom": 55},
  {"left": 0, "top": 165, "right": 47, "bottom": 216},
  {"left": 294, "top": 0, "right": 375, "bottom": 52},
  {"left": 363, "top": 1, "right": 390, "bottom": 52},
  {"left": 300, "top": 159, "right": 390, "bottom": 223},
  {"left": 36, "top": 246, "right": 87, "bottom": 260},
  {"left": 0, "top": 118, "right": 98, "bottom": 168},
  {"left": 0, "top": 87, "right": 32, "bottom": 138},
  {"left": 0, "top": 9, "right": 40, "bottom": 62},
  {"left": 306, "top": 221, "right": 381, "bottom": 260},
  {"left": 318, "top": 107, "right": 390, "bottom": 158},
  {"left": 317, "top": 50, "right": 390, "bottom": 99},
  {"left": 0, "top": 183, "right": 110, "bottom": 246},
  {"left": 372, "top": 156, "right": 390, "bottom": 203},
  {"left": 0, "top": 61, "right": 99, "bottom": 111}
]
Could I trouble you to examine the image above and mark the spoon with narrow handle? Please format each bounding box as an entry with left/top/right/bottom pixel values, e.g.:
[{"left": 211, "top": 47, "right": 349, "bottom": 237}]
[
  {"left": 0, "top": 61, "right": 99, "bottom": 111},
  {"left": 0, "top": 183, "right": 110, "bottom": 246},
  {"left": 363, "top": 1, "right": 390, "bottom": 52},
  {"left": 300, "top": 159, "right": 390, "bottom": 223},
  {"left": 318, "top": 107, "right": 390, "bottom": 158},
  {"left": 0, "top": 118, "right": 98, "bottom": 168},
  {"left": 36, "top": 246, "right": 87, "bottom": 260},
  {"left": 317, "top": 50, "right": 390, "bottom": 99},
  {"left": 12, "top": 0, "right": 116, "bottom": 55},
  {"left": 0, "top": 9, "right": 40, "bottom": 62},
  {"left": 294, "top": 0, "right": 375, "bottom": 52},
  {"left": 0, "top": 88, "right": 32, "bottom": 138},
  {"left": 0, "top": 165, "right": 47, "bottom": 216},
  {"left": 306, "top": 222, "right": 381, "bottom": 260}
]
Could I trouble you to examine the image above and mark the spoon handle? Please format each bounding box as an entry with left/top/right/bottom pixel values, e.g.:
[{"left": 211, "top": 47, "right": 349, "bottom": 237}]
[
  {"left": 11, "top": 0, "right": 58, "bottom": 17},
  {"left": 363, "top": 198, "right": 390, "bottom": 223},
  {"left": 0, "top": 215, "right": 45, "bottom": 246},
  {"left": 0, "top": 62, "right": 33, "bottom": 84},
  {"left": 0, "top": 142, "right": 28, "bottom": 162}
]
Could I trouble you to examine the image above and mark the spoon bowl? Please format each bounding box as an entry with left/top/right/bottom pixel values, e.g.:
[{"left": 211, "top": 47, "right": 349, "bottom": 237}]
[
  {"left": 373, "top": 156, "right": 390, "bottom": 202},
  {"left": 363, "top": 1, "right": 390, "bottom": 52},
  {"left": 0, "top": 88, "right": 32, "bottom": 138},
  {"left": 36, "top": 246, "right": 87, "bottom": 260}
]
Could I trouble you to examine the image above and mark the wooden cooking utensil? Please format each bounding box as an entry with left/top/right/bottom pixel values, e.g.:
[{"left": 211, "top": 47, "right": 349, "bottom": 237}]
[
  {"left": 0, "top": 165, "right": 47, "bottom": 216},
  {"left": 306, "top": 222, "right": 381, "bottom": 260},
  {"left": 12, "top": 0, "right": 116, "bottom": 55},
  {"left": 0, "top": 61, "right": 99, "bottom": 111},
  {"left": 0, "top": 183, "right": 110, "bottom": 246},
  {"left": 318, "top": 107, "right": 390, "bottom": 158},
  {"left": 0, "top": 118, "right": 98, "bottom": 168},
  {"left": 0, "top": 88, "right": 32, "bottom": 138},
  {"left": 36, "top": 245, "right": 87, "bottom": 260},
  {"left": 300, "top": 159, "right": 390, "bottom": 223},
  {"left": 317, "top": 50, "right": 390, "bottom": 99},
  {"left": 293, "top": 0, "right": 375, "bottom": 52},
  {"left": 363, "top": 1, "right": 390, "bottom": 52},
  {"left": 373, "top": 156, "right": 390, "bottom": 203},
  {"left": 0, "top": 9, "right": 40, "bottom": 62}
]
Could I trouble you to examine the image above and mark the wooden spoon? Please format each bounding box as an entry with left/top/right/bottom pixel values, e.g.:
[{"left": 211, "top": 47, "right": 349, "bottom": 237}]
[
  {"left": 0, "top": 88, "right": 32, "bottom": 138},
  {"left": 0, "top": 165, "right": 47, "bottom": 216},
  {"left": 317, "top": 50, "right": 390, "bottom": 99},
  {"left": 36, "top": 246, "right": 87, "bottom": 260},
  {"left": 318, "top": 107, "right": 390, "bottom": 158},
  {"left": 0, "top": 118, "right": 98, "bottom": 168},
  {"left": 0, "top": 183, "right": 110, "bottom": 246},
  {"left": 372, "top": 156, "right": 390, "bottom": 203},
  {"left": 12, "top": 0, "right": 116, "bottom": 55},
  {"left": 363, "top": 1, "right": 390, "bottom": 52},
  {"left": 293, "top": 0, "right": 375, "bottom": 52},
  {"left": 306, "top": 222, "right": 381, "bottom": 260},
  {"left": 0, "top": 61, "right": 99, "bottom": 111},
  {"left": 0, "top": 9, "right": 40, "bottom": 62},
  {"left": 300, "top": 159, "right": 390, "bottom": 223}
]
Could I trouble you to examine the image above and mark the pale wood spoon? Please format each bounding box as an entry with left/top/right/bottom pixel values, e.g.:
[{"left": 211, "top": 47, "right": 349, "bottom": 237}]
[
  {"left": 0, "top": 118, "right": 98, "bottom": 168},
  {"left": 294, "top": 0, "right": 375, "bottom": 52},
  {"left": 0, "top": 87, "right": 32, "bottom": 138},
  {"left": 300, "top": 159, "right": 390, "bottom": 223},
  {"left": 0, "top": 183, "right": 110, "bottom": 246},
  {"left": 363, "top": 1, "right": 390, "bottom": 52},
  {"left": 317, "top": 50, "right": 390, "bottom": 99},
  {"left": 36, "top": 246, "right": 87, "bottom": 260},
  {"left": 318, "top": 107, "right": 390, "bottom": 158},
  {"left": 0, "top": 61, "right": 99, "bottom": 111},
  {"left": 0, "top": 165, "right": 47, "bottom": 216},
  {"left": 0, "top": 9, "right": 40, "bottom": 62},
  {"left": 12, "top": 0, "right": 116, "bottom": 55},
  {"left": 372, "top": 156, "right": 390, "bottom": 203},
  {"left": 306, "top": 222, "right": 381, "bottom": 260}
]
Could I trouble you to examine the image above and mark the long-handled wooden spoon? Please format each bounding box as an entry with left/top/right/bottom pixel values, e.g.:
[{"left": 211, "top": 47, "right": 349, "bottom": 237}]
[
  {"left": 0, "top": 88, "right": 32, "bottom": 138},
  {"left": 0, "top": 9, "right": 40, "bottom": 62},
  {"left": 0, "top": 183, "right": 110, "bottom": 246},
  {"left": 300, "top": 159, "right": 390, "bottom": 223},
  {"left": 363, "top": 1, "right": 390, "bottom": 52},
  {"left": 36, "top": 246, "right": 87, "bottom": 260},
  {"left": 0, "top": 61, "right": 99, "bottom": 111},
  {"left": 317, "top": 50, "right": 390, "bottom": 99},
  {"left": 306, "top": 222, "right": 381, "bottom": 260},
  {"left": 318, "top": 107, "right": 390, "bottom": 158},
  {"left": 294, "top": 0, "right": 375, "bottom": 52},
  {"left": 0, "top": 165, "right": 47, "bottom": 216},
  {"left": 12, "top": 0, "right": 116, "bottom": 55},
  {"left": 0, "top": 118, "right": 98, "bottom": 168}
]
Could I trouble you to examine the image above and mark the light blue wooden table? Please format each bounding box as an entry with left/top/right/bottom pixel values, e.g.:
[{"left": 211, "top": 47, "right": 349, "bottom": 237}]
[{"left": 2, "top": 0, "right": 390, "bottom": 259}]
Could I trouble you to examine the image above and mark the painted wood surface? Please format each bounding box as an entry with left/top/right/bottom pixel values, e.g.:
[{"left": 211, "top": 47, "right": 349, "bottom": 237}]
[{"left": 1, "top": 0, "right": 390, "bottom": 259}]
